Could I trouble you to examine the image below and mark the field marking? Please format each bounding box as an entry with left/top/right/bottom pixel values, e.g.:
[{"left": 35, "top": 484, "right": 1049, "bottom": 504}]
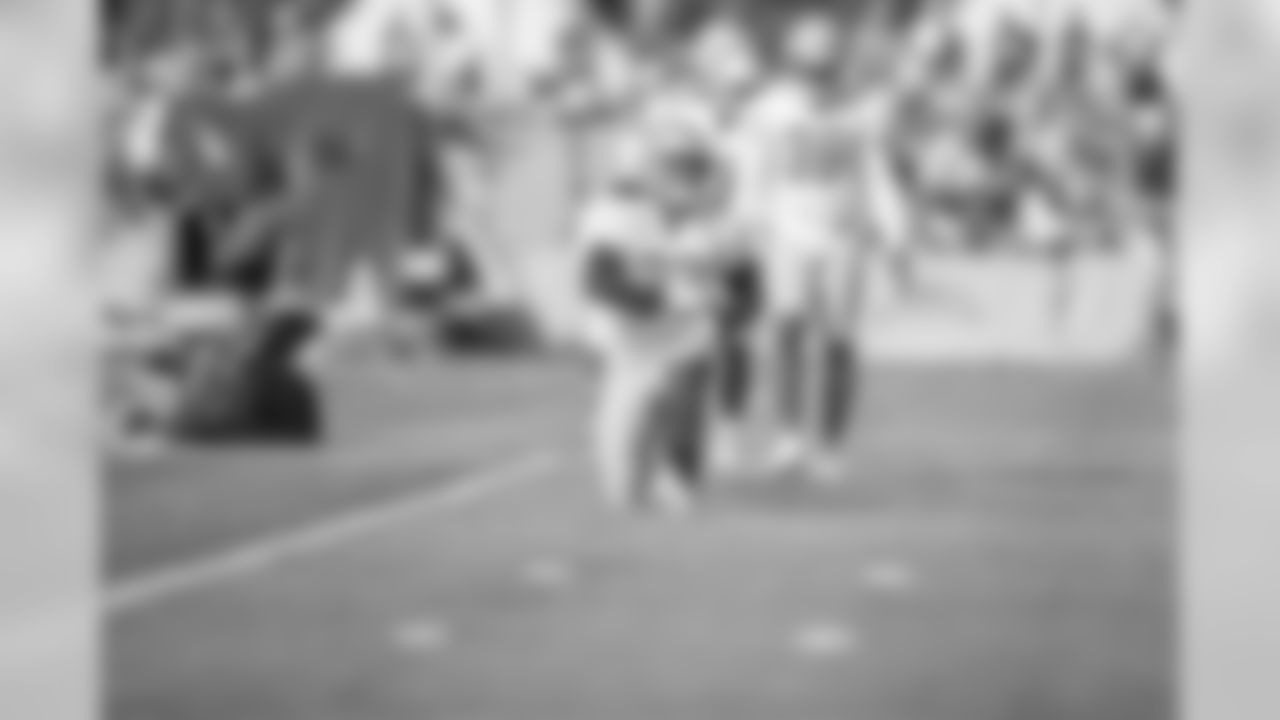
[
  {"left": 107, "top": 449, "right": 563, "bottom": 617},
  {"left": 115, "top": 406, "right": 580, "bottom": 482}
]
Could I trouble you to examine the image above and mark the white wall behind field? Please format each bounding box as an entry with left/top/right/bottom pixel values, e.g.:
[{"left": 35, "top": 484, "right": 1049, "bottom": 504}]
[{"left": 465, "top": 122, "right": 1167, "bottom": 363}]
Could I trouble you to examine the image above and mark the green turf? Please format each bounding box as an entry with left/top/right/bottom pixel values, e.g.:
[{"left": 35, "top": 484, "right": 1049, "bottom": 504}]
[{"left": 108, "top": 363, "right": 1172, "bottom": 720}]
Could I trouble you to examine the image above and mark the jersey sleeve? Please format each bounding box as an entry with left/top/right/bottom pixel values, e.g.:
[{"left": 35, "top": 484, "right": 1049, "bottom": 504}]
[{"left": 575, "top": 201, "right": 667, "bottom": 319}]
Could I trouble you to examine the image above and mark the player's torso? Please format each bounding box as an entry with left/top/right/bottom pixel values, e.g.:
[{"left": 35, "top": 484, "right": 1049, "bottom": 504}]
[
  {"left": 744, "top": 84, "right": 868, "bottom": 255},
  {"left": 738, "top": 83, "right": 893, "bottom": 316},
  {"left": 575, "top": 192, "right": 725, "bottom": 354}
]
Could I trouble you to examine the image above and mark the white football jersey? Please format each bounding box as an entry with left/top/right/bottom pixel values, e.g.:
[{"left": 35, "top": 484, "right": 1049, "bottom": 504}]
[
  {"left": 733, "top": 78, "right": 850, "bottom": 255},
  {"left": 574, "top": 188, "right": 711, "bottom": 353},
  {"left": 576, "top": 190, "right": 664, "bottom": 260},
  {"left": 732, "top": 78, "right": 819, "bottom": 196},
  {"left": 576, "top": 189, "right": 719, "bottom": 295},
  {"left": 587, "top": 164, "right": 741, "bottom": 274}
]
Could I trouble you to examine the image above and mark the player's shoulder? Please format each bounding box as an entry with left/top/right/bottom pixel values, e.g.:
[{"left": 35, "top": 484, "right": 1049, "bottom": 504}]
[{"left": 577, "top": 191, "right": 656, "bottom": 248}]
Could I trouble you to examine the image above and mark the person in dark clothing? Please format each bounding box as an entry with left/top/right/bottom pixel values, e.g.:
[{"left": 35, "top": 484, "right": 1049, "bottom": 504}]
[
  {"left": 169, "top": 302, "right": 322, "bottom": 443},
  {"left": 159, "top": 84, "right": 272, "bottom": 290},
  {"left": 162, "top": 143, "right": 323, "bottom": 444},
  {"left": 217, "top": 71, "right": 450, "bottom": 308}
]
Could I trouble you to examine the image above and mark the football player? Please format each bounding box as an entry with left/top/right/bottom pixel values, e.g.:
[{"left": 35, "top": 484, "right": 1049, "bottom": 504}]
[
  {"left": 574, "top": 125, "right": 737, "bottom": 513},
  {"left": 732, "top": 14, "right": 860, "bottom": 481}
]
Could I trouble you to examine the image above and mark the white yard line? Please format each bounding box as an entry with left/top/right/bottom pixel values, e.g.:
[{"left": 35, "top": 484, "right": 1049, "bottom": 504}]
[
  {"left": 107, "top": 450, "right": 563, "bottom": 617},
  {"left": 111, "top": 400, "right": 581, "bottom": 483}
]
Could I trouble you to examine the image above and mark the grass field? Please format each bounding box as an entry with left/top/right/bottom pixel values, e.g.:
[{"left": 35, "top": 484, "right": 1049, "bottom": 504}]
[{"left": 106, "top": 357, "right": 1172, "bottom": 720}]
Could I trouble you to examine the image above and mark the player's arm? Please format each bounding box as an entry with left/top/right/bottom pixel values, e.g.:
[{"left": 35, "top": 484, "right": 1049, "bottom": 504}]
[
  {"left": 583, "top": 244, "right": 667, "bottom": 320},
  {"left": 859, "top": 135, "right": 924, "bottom": 295}
]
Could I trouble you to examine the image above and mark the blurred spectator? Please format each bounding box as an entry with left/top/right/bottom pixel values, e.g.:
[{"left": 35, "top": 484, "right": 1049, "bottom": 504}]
[
  {"left": 686, "top": 19, "right": 760, "bottom": 99},
  {"left": 101, "top": 0, "right": 1176, "bottom": 324}
]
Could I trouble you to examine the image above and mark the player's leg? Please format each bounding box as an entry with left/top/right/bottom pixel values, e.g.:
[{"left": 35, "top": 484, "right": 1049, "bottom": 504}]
[
  {"left": 715, "top": 260, "right": 757, "bottom": 419},
  {"left": 593, "top": 348, "right": 663, "bottom": 511},
  {"left": 652, "top": 353, "right": 714, "bottom": 514},
  {"left": 580, "top": 239, "right": 671, "bottom": 509},
  {"left": 807, "top": 323, "right": 857, "bottom": 482},
  {"left": 717, "top": 332, "right": 753, "bottom": 418},
  {"left": 708, "top": 256, "right": 760, "bottom": 473},
  {"left": 766, "top": 308, "right": 811, "bottom": 471},
  {"left": 755, "top": 237, "right": 812, "bottom": 473},
  {"left": 802, "top": 246, "right": 863, "bottom": 482}
]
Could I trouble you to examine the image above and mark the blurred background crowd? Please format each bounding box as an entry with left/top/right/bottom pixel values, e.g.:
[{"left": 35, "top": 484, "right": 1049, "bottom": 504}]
[
  {"left": 101, "top": 0, "right": 1174, "bottom": 287},
  {"left": 97, "top": 0, "right": 1176, "bottom": 446}
]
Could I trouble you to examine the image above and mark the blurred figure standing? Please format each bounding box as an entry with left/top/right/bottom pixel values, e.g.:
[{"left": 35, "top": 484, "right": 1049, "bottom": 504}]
[
  {"left": 574, "top": 137, "right": 732, "bottom": 513},
  {"left": 735, "top": 14, "right": 859, "bottom": 481}
]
